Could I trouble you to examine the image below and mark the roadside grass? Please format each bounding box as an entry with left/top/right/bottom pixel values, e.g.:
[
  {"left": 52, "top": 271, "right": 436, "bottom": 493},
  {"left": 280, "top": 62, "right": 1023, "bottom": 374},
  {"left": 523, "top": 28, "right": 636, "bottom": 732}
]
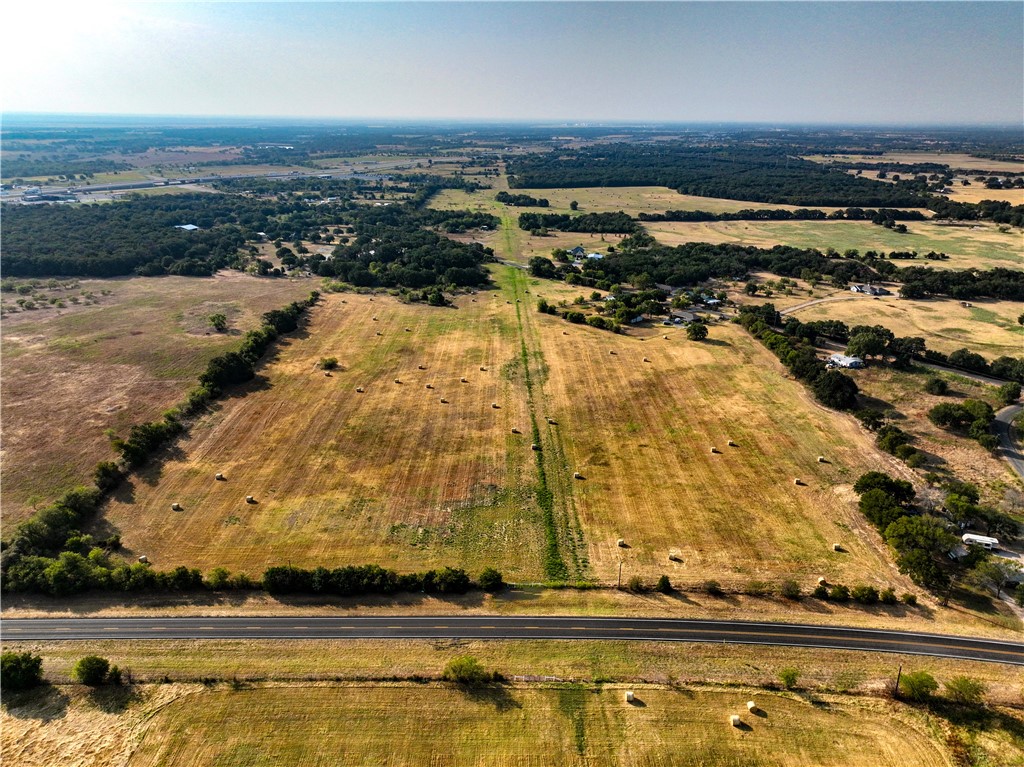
[
  {"left": 0, "top": 273, "right": 314, "bottom": 525},
  {"left": 642, "top": 219, "right": 1022, "bottom": 271}
]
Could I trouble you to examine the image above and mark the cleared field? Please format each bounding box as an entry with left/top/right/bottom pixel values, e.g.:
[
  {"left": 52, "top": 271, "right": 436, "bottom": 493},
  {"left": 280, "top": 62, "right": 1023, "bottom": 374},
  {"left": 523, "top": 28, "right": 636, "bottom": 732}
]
[
  {"left": 786, "top": 295, "right": 1024, "bottom": 361},
  {"left": 432, "top": 185, "right": 856, "bottom": 216},
  {"left": 98, "top": 289, "right": 545, "bottom": 579},
  {"left": 643, "top": 219, "right": 1023, "bottom": 270},
  {"left": 0, "top": 273, "right": 314, "bottom": 526},
  {"left": 528, "top": 313, "right": 905, "bottom": 586},
  {"left": 120, "top": 684, "right": 950, "bottom": 767},
  {"left": 805, "top": 152, "right": 1024, "bottom": 174},
  {"left": 942, "top": 181, "right": 1024, "bottom": 206}
]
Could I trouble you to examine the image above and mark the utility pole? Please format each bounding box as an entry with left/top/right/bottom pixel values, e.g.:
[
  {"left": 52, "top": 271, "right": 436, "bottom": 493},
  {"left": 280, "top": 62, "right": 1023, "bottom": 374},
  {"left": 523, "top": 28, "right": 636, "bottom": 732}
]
[{"left": 894, "top": 664, "right": 903, "bottom": 699}]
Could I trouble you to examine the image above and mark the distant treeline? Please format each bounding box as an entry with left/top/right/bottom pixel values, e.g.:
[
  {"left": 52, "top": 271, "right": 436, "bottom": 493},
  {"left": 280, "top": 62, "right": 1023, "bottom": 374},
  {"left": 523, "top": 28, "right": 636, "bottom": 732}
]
[
  {"left": 2, "top": 158, "right": 132, "bottom": 181},
  {"left": 518, "top": 211, "right": 638, "bottom": 233},
  {"left": 507, "top": 145, "right": 931, "bottom": 207},
  {"left": 637, "top": 207, "right": 927, "bottom": 223},
  {"left": 898, "top": 266, "right": 1024, "bottom": 301},
  {"left": 927, "top": 198, "right": 1024, "bottom": 227},
  {"left": 496, "top": 191, "right": 549, "bottom": 207}
]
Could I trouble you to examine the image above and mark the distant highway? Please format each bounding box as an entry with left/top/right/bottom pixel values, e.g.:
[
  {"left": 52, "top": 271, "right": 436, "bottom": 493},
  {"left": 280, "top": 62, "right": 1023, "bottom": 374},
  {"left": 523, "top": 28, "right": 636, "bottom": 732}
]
[{"left": 3, "top": 616, "right": 1021, "bottom": 665}]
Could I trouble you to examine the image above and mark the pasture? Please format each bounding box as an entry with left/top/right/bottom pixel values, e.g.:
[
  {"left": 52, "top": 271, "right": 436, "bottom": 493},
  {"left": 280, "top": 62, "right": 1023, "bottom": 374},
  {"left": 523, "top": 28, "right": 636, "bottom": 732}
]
[
  {"left": 642, "top": 219, "right": 1022, "bottom": 270},
  {"left": 123, "top": 685, "right": 951, "bottom": 767},
  {"left": 87, "top": 264, "right": 908, "bottom": 587},
  {"left": 805, "top": 151, "right": 1024, "bottom": 175},
  {"left": 0, "top": 273, "right": 314, "bottom": 525},
  {"left": 785, "top": 294, "right": 1024, "bottom": 360}
]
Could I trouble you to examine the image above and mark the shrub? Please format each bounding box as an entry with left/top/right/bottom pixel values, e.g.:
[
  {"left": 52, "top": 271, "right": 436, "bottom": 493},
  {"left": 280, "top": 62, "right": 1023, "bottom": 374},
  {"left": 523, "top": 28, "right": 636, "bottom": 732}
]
[
  {"left": 924, "top": 377, "right": 948, "bottom": 395},
  {"left": 905, "top": 452, "right": 926, "bottom": 469},
  {"left": 901, "top": 593, "right": 918, "bottom": 606},
  {"left": 702, "top": 579, "right": 723, "bottom": 596},
  {"left": 478, "top": 567, "right": 505, "bottom": 593},
  {"left": 1016, "top": 583, "right": 1024, "bottom": 607},
  {"left": 944, "top": 676, "right": 987, "bottom": 706},
  {"left": 996, "top": 382, "right": 1021, "bottom": 406},
  {"left": 780, "top": 580, "right": 802, "bottom": 600},
  {"left": 205, "top": 567, "right": 232, "bottom": 590},
  {"left": 829, "top": 584, "right": 850, "bottom": 602},
  {"left": 655, "top": 574, "right": 672, "bottom": 594},
  {"left": 686, "top": 322, "right": 708, "bottom": 341},
  {"left": 746, "top": 580, "right": 771, "bottom": 597},
  {"left": 72, "top": 655, "right": 111, "bottom": 686},
  {"left": 441, "top": 656, "right": 499, "bottom": 685},
  {"left": 899, "top": 670, "right": 938, "bottom": 702},
  {"left": 626, "top": 575, "right": 647, "bottom": 593},
  {"left": 879, "top": 587, "right": 898, "bottom": 605},
  {"left": 812, "top": 584, "right": 829, "bottom": 599},
  {"left": 1, "top": 651, "right": 44, "bottom": 692},
  {"left": 779, "top": 667, "right": 799, "bottom": 689},
  {"left": 107, "top": 665, "right": 123, "bottom": 686},
  {"left": 319, "top": 357, "right": 339, "bottom": 370},
  {"left": 851, "top": 585, "right": 879, "bottom": 604}
]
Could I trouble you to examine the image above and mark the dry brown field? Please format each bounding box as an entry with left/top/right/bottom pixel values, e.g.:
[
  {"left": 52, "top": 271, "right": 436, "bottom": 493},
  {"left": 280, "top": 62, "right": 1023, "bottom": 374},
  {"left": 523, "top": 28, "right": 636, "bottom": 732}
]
[
  {"left": 3, "top": 680, "right": 985, "bottom": 767},
  {"left": 642, "top": 218, "right": 1023, "bottom": 271},
  {"left": 942, "top": 181, "right": 1024, "bottom": 206},
  {"left": 784, "top": 294, "right": 1024, "bottom": 361},
  {"left": 0, "top": 273, "right": 315, "bottom": 525}
]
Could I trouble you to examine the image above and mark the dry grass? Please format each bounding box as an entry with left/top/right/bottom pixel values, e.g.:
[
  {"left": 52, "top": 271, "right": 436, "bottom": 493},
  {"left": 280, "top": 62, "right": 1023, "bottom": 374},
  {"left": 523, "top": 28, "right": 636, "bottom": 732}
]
[
  {"left": 642, "top": 219, "right": 1023, "bottom": 271},
  {"left": 118, "top": 684, "right": 955, "bottom": 767},
  {"left": 0, "top": 272, "right": 315, "bottom": 525},
  {"left": 97, "top": 289, "right": 544, "bottom": 580},
  {"left": 804, "top": 152, "right": 1024, "bottom": 174},
  {"left": 786, "top": 294, "right": 1024, "bottom": 360}
]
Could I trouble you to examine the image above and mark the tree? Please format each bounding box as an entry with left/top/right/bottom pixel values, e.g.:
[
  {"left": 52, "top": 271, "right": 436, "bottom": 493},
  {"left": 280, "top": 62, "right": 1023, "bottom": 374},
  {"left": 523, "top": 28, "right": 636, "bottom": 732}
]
[
  {"left": 969, "top": 559, "right": 1021, "bottom": 598},
  {"left": 209, "top": 313, "right": 228, "bottom": 332},
  {"left": 569, "top": 200, "right": 579, "bottom": 211},
  {"left": 898, "top": 670, "right": 938, "bottom": 702},
  {"left": 72, "top": 655, "right": 111, "bottom": 686},
  {"left": 996, "top": 382, "right": 1021, "bottom": 406},
  {"left": 812, "top": 369, "right": 859, "bottom": 410},
  {"left": 528, "top": 257, "right": 558, "bottom": 279},
  {"left": 442, "top": 655, "right": 497, "bottom": 685},
  {"left": 686, "top": 322, "right": 708, "bottom": 341},
  {"left": 846, "top": 332, "right": 886, "bottom": 360},
  {"left": 923, "top": 377, "right": 948, "bottom": 396},
  {"left": 853, "top": 471, "right": 915, "bottom": 505},
  {"left": 779, "top": 667, "right": 799, "bottom": 689},
  {"left": 859, "top": 489, "right": 907, "bottom": 531},
  {"left": 478, "top": 567, "right": 505, "bottom": 593},
  {"left": 1, "top": 651, "right": 44, "bottom": 692},
  {"left": 655, "top": 574, "right": 673, "bottom": 593},
  {"left": 944, "top": 676, "right": 986, "bottom": 706}
]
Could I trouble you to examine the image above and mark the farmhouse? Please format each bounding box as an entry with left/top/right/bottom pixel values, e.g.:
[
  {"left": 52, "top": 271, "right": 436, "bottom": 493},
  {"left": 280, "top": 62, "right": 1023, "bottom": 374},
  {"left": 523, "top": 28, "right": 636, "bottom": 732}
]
[
  {"left": 174, "top": 224, "right": 201, "bottom": 231},
  {"left": 850, "top": 284, "right": 891, "bottom": 296},
  {"left": 569, "top": 246, "right": 587, "bottom": 258},
  {"left": 827, "top": 353, "right": 864, "bottom": 369}
]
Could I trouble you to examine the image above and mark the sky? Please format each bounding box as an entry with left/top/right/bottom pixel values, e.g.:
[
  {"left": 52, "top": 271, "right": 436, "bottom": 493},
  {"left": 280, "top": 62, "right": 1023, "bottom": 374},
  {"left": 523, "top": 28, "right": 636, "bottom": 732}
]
[{"left": 2, "top": 1, "right": 1022, "bottom": 125}]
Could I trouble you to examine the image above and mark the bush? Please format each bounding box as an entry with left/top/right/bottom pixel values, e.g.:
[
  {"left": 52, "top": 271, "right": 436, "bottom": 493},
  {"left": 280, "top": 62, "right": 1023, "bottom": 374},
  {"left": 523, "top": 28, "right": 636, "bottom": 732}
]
[
  {"left": 72, "top": 655, "right": 111, "bottom": 686},
  {"left": 655, "top": 575, "right": 672, "bottom": 594},
  {"left": 880, "top": 587, "right": 898, "bottom": 605},
  {"left": 1016, "top": 583, "right": 1024, "bottom": 607},
  {"left": 899, "top": 670, "right": 938, "bottom": 702},
  {"left": 996, "top": 382, "right": 1021, "bottom": 406},
  {"left": 478, "top": 567, "right": 505, "bottom": 593},
  {"left": 746, "top": 580, "right": 771, "bottom": 597},
  {"left": 441, "top": 656, "right": 499, "bottom": 685},
  {"left": 851, "top": 585, "right": 879, "bottom": 604},
  {"left": 626, "top": 575, "right": 647, "bottom": 593},
  {"left": 901, "top": 593, "right": 918, "bottom": 606},
  {"left": 1, "top": 651, "right": 44, "bottom": 692},
  {"left": 702, "top": 579, "right": 723, "bottom": 596},
  {"left": 829, "top": 584, "right": 850, "bottom": 602},
  {"left": 780, "top": 580, "right": 802, "bottom": 600},
  {"left": 924, "top": 377, "right": 948, "bottom": 395},
  {"left": 812, "top": 584, "right": 830, "bottom": 599},
  {"left": 944, "top": 676, "right": 987, "bottom": 706},
  {"left": 779, "top": 667, "right": 799, "bottom": 689},
  {"left": 686, "top": 322, "right": 708, "bottom": 341},
  {"left": 319, "top": 357, "right": 339, "bottom": 370}
]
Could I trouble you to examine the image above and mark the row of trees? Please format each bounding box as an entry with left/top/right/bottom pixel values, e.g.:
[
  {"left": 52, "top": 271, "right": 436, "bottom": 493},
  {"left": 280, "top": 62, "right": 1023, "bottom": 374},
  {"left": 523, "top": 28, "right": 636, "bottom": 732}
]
[
  {"left": 495, "top": 191, "right": 548, "bottom": 207},
  {"left": 517, "top": 211, "right": 637, "bottom": 234},
  {"left": 637, "top": 207, "right": 926, "bottom": 223},
  {"left": 738, "top": 304, "right": 859, "bottom": 411}
]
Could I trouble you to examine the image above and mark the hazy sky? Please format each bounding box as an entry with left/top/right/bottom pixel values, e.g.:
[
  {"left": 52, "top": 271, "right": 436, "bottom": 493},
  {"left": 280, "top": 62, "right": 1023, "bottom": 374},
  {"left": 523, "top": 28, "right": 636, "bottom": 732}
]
[{"left": 3, "top": 1, "right": 1022, "bottom": 124}]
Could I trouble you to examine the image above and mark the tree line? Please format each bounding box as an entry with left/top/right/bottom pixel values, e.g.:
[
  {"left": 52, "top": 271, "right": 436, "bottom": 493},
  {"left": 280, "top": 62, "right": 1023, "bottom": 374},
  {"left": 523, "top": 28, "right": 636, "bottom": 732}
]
[
  {"left": 637, "top": 207, "right": 927, "bottom": 223},
  {"left": 495, "top": 191, "right": 549, "bottom": 207},
  {"left": 517, "top": 211, "right": 638, "bottom": 234}
]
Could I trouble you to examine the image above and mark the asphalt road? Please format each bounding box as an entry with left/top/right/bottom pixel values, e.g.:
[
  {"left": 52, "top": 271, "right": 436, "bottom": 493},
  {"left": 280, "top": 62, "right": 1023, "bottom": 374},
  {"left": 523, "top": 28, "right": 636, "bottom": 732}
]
[
  {"left": 3, "top": 616, "right": 1021, "bottom": 665},
  {"left": 995, "top": 404, "right": 1024, "bottom": 481}
]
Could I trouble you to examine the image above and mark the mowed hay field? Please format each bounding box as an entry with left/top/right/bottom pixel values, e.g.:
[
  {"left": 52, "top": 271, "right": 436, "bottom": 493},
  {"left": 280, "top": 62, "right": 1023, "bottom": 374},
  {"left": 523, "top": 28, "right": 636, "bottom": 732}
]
[
  {"left": 525, "top": 305, "right": 900, "bottom": 587},
  {"left": 642, "top": 219, "right": 1023, "bottom": 270},
  {"left": 0, "top": 273, "right": 314, "bottom": 525},
  {"left": 99, "top": 290, "right": 546, "bottom": 579},
  {"left": 120, "top": 685, "right": 949, "bottom": 767},
  {"left": 786, "top": 295, "right": 1024, "bottom": 360}
]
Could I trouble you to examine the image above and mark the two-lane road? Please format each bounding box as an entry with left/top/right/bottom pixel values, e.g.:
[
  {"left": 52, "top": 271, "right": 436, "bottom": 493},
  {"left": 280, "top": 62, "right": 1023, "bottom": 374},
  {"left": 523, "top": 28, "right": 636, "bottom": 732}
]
[{"left": 3, "top": 616, "right": 1021, "bottom": 665}]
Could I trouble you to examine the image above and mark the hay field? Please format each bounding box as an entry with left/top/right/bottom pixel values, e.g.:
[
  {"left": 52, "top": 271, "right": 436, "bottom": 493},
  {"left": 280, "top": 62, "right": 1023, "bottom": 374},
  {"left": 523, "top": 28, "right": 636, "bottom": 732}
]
[
  {"left": 942, "top": 182, "right": 1024, "bottom": 206},
  {"left": 98, "top": 290, "right": 545, "bottom": 579},
  {"left": 805, "top": 152, "right": 1024, "bottom": 174},
  {"left": 114, "top": 684, "right": 950, "bottom": 767},
  {"left": 0, "top": 273, "right": 314, "bottom": 526},
  {"left": 520, "top": 292, "right": 902, "bottom": 587},
  {"left": 643, "top": 219, "right": 1022, "bottom": 270},
  {"left": 786, "top": 295, "right": 1024, "bottom": 360}
]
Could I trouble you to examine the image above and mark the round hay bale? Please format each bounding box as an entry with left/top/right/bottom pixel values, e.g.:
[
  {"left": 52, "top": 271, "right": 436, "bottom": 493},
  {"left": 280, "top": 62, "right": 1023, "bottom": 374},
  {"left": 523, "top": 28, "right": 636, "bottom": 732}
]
[
  {"left": 643, "top": 357, "right": 650, "bottom": 362},
  {"left": 440, "top": 398, "right": 448, "bottom": 404},
  {"left": 710, "top": 447, "right": 719, "bottom": 454},
  {"left": 730, "top": 715, "right": 741, "bottom": 727},
  {"left": 573, "top": 472, "right": 583, "bottom": 480},
  {"left": 480, "top": 367, "right": 487, "bottom": 372},
  {"left": 394, "top": 379, "right": 402, "bottom": 384},
  {"left": 817, "top": 455, "right": 827, "bottom": 463},
  {"left": 547, "top": 418, "right": 557, "bottom": 425},
  {"left": 376, "top": 331, "right": 383, "bottom": 336},
  {"left": 617, "top": 538, "right": 626, "bottom": 548},
  {"left": 664, "top": 335, "right": 669, "bottom": 340},
  {"left": 460, "top": 377, "right": 468, "bottom": 383},
  {"left": 747, "top": 701, "right": 757, "bottom": 712},
  {"left": 405, "top": 328, "right": 411, "bottom": 332},
  {"left": 563, "top": 331, "right": 569, "bottom": 335},
  {"left": 324, "top": 371, "right": 332, "bottom": 377},
  {"left": 794, "top": 478, "right": 803, "bottom": 485},
  {"left": 418, "top": 365, "right": 426, "bottom": 370},
  {"left": 372, "top": 316, "right": 378, "bottom": 321},
  {"left": 356, "top": 387, "right": 364, "bottom": 393},
  {"left": 245, "top": 495, "right": 255, "bottom": 504},
  {"left": 492, "top": 403, "right": 500, "bottom": 409},
  {"left": 625, "top": 690, "right": 634, "bottom": 702},
  {"left": 425, "top": 384, "right": 434, "bottom": 389},
  {"left": 727, "top": 440, "right": 736, "bottom": 447},
  {"left": 511, "top": 428, "right": 521, "bottom": 434},
  {"left": 531, "top": 443, "right": 541, "bottom": 451},
  {"left": 215, "top": 473, "right": 225, "bottom": 481},
  {"left": 833, "top": 543, "right": 843, "bottom": 552},
  {"left": 171, "top": 502, "right": 182, "bottom": 511},
  {"left": 817, "top": 576, "right": 827, "bottom": 586},
  {"left": 138, "top": 555, "right": 149, "bottom": 564}
]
